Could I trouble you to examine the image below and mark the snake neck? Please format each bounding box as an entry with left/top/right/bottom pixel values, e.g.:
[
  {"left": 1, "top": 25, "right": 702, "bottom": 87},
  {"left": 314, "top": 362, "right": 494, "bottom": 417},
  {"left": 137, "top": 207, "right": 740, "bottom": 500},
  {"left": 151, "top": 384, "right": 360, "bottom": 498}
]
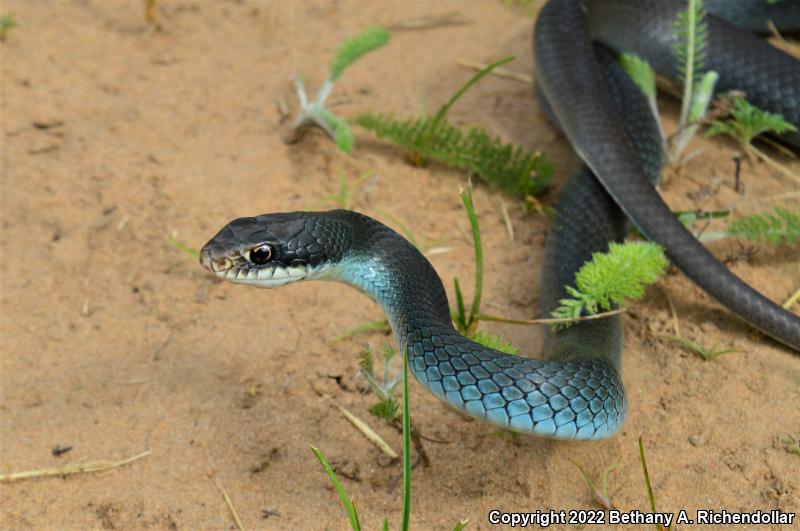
[
  {"left": 318, "top": 212, "right": 624, "bottom": 439},
  {"left": 324, "top": 215, "right": 455, "bottom": 352}
]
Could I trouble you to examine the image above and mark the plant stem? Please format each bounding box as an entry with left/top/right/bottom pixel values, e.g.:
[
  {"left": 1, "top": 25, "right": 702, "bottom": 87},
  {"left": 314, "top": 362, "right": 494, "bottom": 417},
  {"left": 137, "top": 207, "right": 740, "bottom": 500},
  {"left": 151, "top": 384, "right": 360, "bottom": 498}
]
[
  {"left": 432, "top": 56, "right": 514, "bottom": 129},
  {"left": 477, "top": 307, "right": 627, "bottom": 326},
  {"left": 401, "top": 348, "right": 412, "bottom": 531},
  {"left": 678, "top": 0, "right": 698, "bottom": 132},
  {"left": 460, "top": 185, "right": 484, "bottom": 333}
]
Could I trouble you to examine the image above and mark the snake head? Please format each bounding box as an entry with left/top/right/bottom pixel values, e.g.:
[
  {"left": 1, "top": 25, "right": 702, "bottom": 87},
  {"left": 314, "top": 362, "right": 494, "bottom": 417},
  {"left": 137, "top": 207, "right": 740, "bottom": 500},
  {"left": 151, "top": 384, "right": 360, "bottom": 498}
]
[
  {"left": 200, "top": 212, "right": 326, "bottom": 288},
  {"left": 200, "top": 211, "right": 354, "bottom": 288}
]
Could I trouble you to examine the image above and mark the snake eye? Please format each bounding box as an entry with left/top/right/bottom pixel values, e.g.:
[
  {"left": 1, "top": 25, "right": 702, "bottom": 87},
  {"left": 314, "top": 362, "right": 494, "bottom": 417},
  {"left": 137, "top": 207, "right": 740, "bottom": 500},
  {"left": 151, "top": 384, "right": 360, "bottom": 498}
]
[{"left": 249, "top": 244, "right": 273, "bottom": 265}]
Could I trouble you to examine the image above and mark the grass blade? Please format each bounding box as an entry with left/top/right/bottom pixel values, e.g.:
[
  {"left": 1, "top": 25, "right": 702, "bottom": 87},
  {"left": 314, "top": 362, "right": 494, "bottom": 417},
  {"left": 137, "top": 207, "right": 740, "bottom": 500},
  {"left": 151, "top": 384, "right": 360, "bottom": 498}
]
[
  {"left": 638, "top": 437, "right": 665, "bottom": 531},
  {"left": 453, "top": 277, "right": 467, "bottom": 331},
  {"left": 310, "top": 446, "right": 361, "bottom": 531},
  {"left": 460, "top": 184, "right": 484, "bottom": 332},
  {"left": 333, "top": 319, "right": 391, "bottom": 342},
  {"left": 432, "top": 56, "right": 514, "bottom": 127},
  {"left": 401, "top": 348, "right": 412, "bottom": 531}
]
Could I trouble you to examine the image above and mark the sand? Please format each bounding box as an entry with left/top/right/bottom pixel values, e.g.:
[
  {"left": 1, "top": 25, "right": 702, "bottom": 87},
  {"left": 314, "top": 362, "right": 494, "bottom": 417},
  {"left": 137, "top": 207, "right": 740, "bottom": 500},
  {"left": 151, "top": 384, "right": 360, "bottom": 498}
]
[{"left": 1, "top": 1, "right": 798, "bottom": 529}]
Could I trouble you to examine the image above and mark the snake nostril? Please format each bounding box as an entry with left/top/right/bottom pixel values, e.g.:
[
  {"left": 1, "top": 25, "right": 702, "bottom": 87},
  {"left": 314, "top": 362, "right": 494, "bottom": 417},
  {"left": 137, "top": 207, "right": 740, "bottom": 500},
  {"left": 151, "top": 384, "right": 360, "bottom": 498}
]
[{"left": 200, "top": 247, "right": 232, "bottom": 273}]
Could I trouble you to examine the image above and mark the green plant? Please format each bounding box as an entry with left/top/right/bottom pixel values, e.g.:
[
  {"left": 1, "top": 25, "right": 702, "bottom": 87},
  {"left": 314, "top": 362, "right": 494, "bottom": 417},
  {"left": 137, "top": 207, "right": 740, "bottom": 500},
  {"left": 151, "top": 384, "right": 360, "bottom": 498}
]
[
  {"left": 663, "top": 335, "right": 736, "bottom": 361},
  {"left": 639, "top": 437, "right": 673, "bottom": 531},
  {"left": 570, "top": 460, "right": 618, "bottom": 510},
  {"left": 551, "top": 242, "right": 668, "bottom": 329},
  {"left": 168, "top": 238, "right": 199, "bottom": 259},
  {"left": 782, "top": 435, "right": 800, "bottom": 457},
  {"left": 317, "top": 169, "right": 375, "bottom": 209},
  {"left": 310, "top": 446, "right": 362, "bottom": 529},
  {"left": 727, "top": 207, "right": 800, "bottom": 245},
  {"left": 620, "top": 0, "right": 718, "bottom": 165},
  {"left": 0, "top": 13, "right": 17, "bottom": 39},
  {"left": 451, "top": 184, "right": 484, "bottom": 335},
  {"left": 355, "top": 57, "right": 553, "bottom": 198},
  {"left": 289, "top": 26, "right": 390, "bottom": 153},
  {"left": 670, "top": 0, "right": 715, "bottom": 159},
  {"left": 678, "top": 207, "right": 800, "bottom": 244},
  {"left": 358, "top": 344, "right": 401, "bottom": 423},
  {"left": 312, "top": 350, "right": 467, "bottom": 530},
  {"left": 618, "top": 53, "right": 666, "bottom": 148},
  {"left": 334, "top": 319, "right": 391, "bottom": 342},
  {"left": 706, "top": 96, "right": 798, "bottom": 151},
  {"left": 470, "top": 331, "right": 519, "bottom": 355}
]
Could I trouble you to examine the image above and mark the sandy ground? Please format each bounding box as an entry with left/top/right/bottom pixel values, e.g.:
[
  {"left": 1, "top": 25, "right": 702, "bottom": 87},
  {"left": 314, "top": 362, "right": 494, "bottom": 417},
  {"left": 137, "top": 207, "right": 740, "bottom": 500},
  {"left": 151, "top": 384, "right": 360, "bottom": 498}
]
[{"left": 1, "top": 1, "right": 799, "bottom": 529}]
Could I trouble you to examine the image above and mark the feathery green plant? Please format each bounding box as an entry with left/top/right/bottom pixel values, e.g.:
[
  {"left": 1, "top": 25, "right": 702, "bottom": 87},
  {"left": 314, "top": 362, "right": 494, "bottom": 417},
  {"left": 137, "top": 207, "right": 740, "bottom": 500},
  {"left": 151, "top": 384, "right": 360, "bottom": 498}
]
[
  {"left": 551, "top": 242, "right": 668, "bottom": 330},
  {"left": 289, "top": 26, "right": 390, "bottom": 153},
  {"left": 355, "top": 57, "right": 553, "bottom": 198},
  {"left": 669, "top": 0, "right": 718, "bottom": 163},
  {"left": 672, "top": 0, "right": 708, "bottom": 123},
  {"left": 620, "top": 0, "right": 718, "bottom": 164},
  {"left": 727, "top": 207, "right": 800, "bottom": 245},
  {"left": 0, "top": 14, "right": 16, "bottom": 39},
  {"left": 680, "top": 207, "right": 800, "bottom": 244},
  {"left": 706, "top": 96, "right": 798, "bottom": 151}
]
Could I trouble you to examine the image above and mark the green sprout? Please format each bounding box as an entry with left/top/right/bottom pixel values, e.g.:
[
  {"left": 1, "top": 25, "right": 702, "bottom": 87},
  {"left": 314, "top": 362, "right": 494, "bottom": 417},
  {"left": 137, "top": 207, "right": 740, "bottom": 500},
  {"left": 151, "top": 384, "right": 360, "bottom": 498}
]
[
  {"left": 727, "top": 207, "right": 800, "bottom": 245},
  {"left": 470, "top": 330, "right": 519, "bottom": 355},
  {"left": 618, "top": 52, "right": 666, "bottom": 149},
  {"left": 312, "top": 349, "right": 467, "bottom": 530},
  {"left": 669, "top": 0, "right": 718, "bottom": 163},
  {"left": 706, "top": 96, "right": 798, "bottom": 151},
  {"left": 551, "top": 242, "right": 668, "bottom": 330},
  {"left": 288, "top": 26, "right": 390, "bottom": 153},
  {"left": 620, "top": 0, "right": 719, "bottom": 165},
  {"left": 358, "top": 344, "right": 401, "bottom": 423},
  {"left": 316, "top": 169, "right": 375, "bottom": 210},
  {"left": 310, "top": 446, "right": 362, "bottom": 530},
  {"left": 168, "top": 238, "right": 199, "bottom": 259},
  {"left": 451, "top": 183, "right": 484, "bottom": 336},
  {"left": 662, "top": 335, "right": 737, "bottom": 361},
  {"left": 570, "top": 459, "right": 619, "bottom": 510},
  {"left": 639, "top": 437, "right": 673, "bottom": 531},
  {"left": 783, "top": 435, "right": 800, "bottom": 457},
  {"left": 0, "top": 13, "right": 17, "bottom": 39},
  {"left": 673, "top": 207, "right": 800, "bottom": 245}
]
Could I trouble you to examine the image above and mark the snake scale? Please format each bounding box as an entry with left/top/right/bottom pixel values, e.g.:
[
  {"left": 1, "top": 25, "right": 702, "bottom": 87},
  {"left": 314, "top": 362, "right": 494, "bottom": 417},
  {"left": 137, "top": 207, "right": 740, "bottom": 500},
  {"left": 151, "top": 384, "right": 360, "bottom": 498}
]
[{"left": 201, "top": 0, "right": 800, "bottom": 440}]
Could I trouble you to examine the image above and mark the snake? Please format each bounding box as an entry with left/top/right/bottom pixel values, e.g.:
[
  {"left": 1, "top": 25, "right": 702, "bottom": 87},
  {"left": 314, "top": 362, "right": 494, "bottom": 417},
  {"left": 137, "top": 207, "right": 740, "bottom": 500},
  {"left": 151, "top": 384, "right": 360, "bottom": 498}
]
[{"left": 200, "top": 0, "right": 800, "bottom": 440}]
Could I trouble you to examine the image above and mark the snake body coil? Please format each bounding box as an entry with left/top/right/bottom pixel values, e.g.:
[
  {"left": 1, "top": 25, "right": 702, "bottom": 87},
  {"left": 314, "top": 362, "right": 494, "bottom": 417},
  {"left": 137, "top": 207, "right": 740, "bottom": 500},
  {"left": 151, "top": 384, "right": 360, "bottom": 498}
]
[{"left": 201, "top": 0, "right": 800, "bottom": 440}]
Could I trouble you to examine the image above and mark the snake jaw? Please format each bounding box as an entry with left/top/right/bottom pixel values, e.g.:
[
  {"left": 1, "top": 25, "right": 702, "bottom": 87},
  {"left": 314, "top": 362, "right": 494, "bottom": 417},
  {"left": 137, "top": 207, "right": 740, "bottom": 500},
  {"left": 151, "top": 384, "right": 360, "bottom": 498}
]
[{"left": 209, "top": 261, "right": 326, "bottom": 289}]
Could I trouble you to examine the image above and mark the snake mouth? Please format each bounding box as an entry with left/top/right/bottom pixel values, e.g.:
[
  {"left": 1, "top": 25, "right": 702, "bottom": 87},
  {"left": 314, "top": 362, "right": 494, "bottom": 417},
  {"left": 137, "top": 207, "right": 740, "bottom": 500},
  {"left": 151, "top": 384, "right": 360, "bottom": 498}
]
[
  {"left": 200, "top": 246, "right": 327, "bottom": 288},
  {"left": 218, "top": 263, "right": 314, "bottom": 288}
]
